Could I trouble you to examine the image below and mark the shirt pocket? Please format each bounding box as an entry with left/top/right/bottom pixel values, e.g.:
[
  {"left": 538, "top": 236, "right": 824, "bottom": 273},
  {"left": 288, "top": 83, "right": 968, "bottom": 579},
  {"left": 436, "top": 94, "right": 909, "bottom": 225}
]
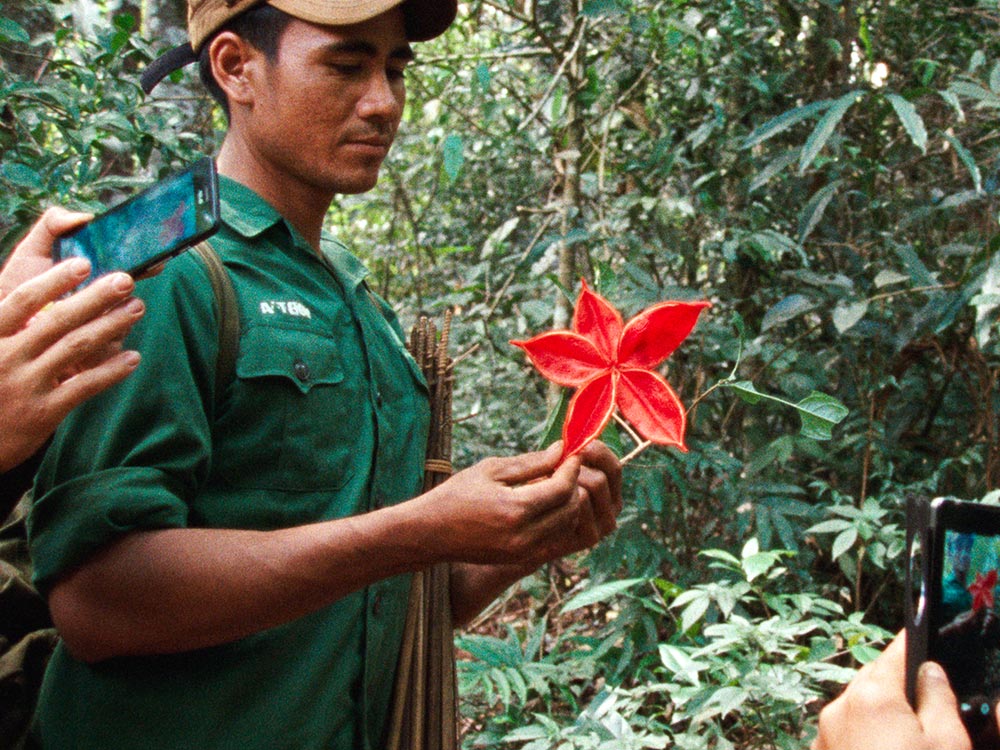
[{"left": 213, "top": 325, "right": 365, "bottom": 494}]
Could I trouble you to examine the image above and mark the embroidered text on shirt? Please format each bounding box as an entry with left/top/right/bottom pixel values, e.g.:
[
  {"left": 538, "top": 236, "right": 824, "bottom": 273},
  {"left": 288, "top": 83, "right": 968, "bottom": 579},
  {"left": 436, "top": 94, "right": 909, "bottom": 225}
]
[{"left": 259, "top": 300, "right": 313, "bottom": 318}]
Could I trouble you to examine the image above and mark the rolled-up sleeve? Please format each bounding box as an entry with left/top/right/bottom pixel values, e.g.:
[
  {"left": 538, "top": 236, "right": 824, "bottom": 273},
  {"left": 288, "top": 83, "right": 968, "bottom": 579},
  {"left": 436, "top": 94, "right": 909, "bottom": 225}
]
[{"left": 29, "top": 251, "right": 219, "bottom": 595}]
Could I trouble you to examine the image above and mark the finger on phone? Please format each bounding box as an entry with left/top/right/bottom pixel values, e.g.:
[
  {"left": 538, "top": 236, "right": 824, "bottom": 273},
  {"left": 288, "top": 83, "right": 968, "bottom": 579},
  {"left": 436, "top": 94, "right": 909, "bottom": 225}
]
[
  {"left": 38, "top": 296, "right": 144, "bottom": 376},
  {"left": 47, "top": 349, "right": 141, "bottom": 418}
]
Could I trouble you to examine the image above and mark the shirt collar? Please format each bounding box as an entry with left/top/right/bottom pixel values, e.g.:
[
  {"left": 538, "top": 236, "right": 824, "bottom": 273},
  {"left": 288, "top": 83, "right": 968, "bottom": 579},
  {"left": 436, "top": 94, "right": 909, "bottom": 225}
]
[{"left": 219, "top": 175, "right": 369, "bottom": 289}]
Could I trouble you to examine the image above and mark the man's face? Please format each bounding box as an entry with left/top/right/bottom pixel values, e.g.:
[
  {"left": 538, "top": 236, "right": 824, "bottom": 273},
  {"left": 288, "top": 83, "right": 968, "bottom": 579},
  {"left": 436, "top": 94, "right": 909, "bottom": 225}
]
[{"left": 245, "top": 9, "right": 412, "bottom": 196}]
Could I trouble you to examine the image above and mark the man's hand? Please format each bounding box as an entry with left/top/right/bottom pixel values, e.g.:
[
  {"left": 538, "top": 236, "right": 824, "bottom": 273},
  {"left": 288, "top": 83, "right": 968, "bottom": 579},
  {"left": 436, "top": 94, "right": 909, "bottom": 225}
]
[
  {"left": 417, "top": 440, "right": 622, "bottom": 567},
  {"left": 813, "top": 631, "right": 971, "bottom": 750},
  {"left": 0, "top": 208, "right": 145, "bottom": 473}
]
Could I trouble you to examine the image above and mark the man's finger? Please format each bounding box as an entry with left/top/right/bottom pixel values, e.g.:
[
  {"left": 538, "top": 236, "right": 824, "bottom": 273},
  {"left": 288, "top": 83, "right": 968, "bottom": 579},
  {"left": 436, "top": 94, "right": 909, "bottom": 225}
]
[
  {"left": 15, "top": 207, "right": 92, "bottom": 262},
  {"left": 45, "top": 350, "right": 142, "bottom": 420},
  {"left": 0, "top": 259, "right": 93, "bottom": 337},
  {"left": 915, "top": 661, "right": 971, "bottom": 750},
  {"left": 36, "top": 296, "right": 144, "bottom": 376},
  {"left": 579, "top": 441, "right": 622, "bottom": 512},
  {"left": 19, "top": 272, "right": 137, "bottom": 357},
  {"left": 489, "top": 441, "right": 564, "bottom": 485},
  {"left": 511, "top": 453, "right": 581, "bottom": 518},
  {"left": 578, "top": 464, "right": 616, "bottom": 536}
]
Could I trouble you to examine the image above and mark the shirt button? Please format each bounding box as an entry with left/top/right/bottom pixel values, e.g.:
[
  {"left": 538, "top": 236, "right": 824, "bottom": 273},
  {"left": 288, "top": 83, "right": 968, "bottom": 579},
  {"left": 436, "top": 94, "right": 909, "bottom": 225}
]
[
  {"left": 375, "top": 389, "right": 383, "bottom": 408},
  {"left": 293, "top": 359, "right": 311, "bottom": 382},
  {"left": 372, "top": 592, "right": 383, "bottom": 616}
]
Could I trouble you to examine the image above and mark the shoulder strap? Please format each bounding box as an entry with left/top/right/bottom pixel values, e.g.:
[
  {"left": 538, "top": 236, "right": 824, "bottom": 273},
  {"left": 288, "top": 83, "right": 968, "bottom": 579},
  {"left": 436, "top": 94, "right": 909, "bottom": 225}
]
[{"left": 190, "top": 241, "right": 239, "bottom": 403}]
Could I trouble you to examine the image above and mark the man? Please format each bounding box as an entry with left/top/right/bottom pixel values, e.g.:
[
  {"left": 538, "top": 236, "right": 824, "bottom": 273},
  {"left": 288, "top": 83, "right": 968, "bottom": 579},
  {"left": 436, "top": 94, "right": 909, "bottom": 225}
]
[{"left": 27, "top": 1, "right": 622, "bottom": 748}]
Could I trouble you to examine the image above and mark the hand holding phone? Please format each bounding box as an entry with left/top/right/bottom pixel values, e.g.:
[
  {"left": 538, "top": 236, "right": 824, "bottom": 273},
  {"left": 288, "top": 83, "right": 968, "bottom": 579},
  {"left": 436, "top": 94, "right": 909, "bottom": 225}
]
[
  {"left": 906, "top": 497, "right": 1000, "bottom": 749},
  {"left": 53, "top": 158, "right": 220, "bottom": 287}
]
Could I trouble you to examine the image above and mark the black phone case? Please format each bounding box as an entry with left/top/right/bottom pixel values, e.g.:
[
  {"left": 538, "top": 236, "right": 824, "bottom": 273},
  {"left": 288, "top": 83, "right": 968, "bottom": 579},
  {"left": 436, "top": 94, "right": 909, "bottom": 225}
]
[
  {"left": 906, "top": 497, "right": 1000, "bottom": 749},
  {"left": 52, "top": 157, "right": 220, "bottom": 281}
]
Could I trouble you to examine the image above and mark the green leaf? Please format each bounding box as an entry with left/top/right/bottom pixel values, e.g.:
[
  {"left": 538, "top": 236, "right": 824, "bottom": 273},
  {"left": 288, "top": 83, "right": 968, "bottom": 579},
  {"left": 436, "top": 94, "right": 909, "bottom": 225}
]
[
  {"left": 0, "top": 18, "right": 30, "bottom": 43},
  {"left": 1, "top": 162, "right": 43, "bottom": 189},
  {"left": 943, "top": 132, "right": 982, "bottom": 193},
  {"left": 794, "top": 392, "right": 849, "bottom": 440},
  {"left": 442, "top": 133, "right": 464, "bottom": 182},
  {"left": 807, "top": 519, "right": 855, "bottom": 534},
  {"left": 850, "top": 644, "right": 882, "bottom": 664},
  {"left": 742, "top": 99, "right": 832, "bottom": 150},
  {"left": 798, "top": 180, "right": 841, "bottom": 243},
  {"left": 729, "top": 380, "right": 763, "bottom": 405},
  {"left": 886, "top": 93, "right": 928, "bottom": 154},
  {"left": 832, "top": 527, "right": 859, "bottom": 560},
  {"left": 832, "top": 299, "right": 869, "bottom": 333},
  {"left": 658, "top": 645, "right": 707, "bottom": 686},
  {"left": 761, "top": 294, "right": 816, "bottom": 332},
  {"left": 799, "top": 91, "right": 861, "bottom": 173},
  {"left": 535, "top": 389, "right": 570, "bottom": 451},
  {"left": 561, "top": 578, "right": 645, "bottom": 613},
  {"left": 948, "top": 80, "right": 1000, "bottom": 109}
]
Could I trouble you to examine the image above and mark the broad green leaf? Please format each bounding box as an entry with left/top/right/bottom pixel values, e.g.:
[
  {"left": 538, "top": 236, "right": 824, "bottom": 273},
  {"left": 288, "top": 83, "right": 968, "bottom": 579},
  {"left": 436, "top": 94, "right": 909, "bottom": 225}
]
[
  {"left": 749, "top": 150, "right": 798, "bottom": 193},
  {"left": 659, "top": 645, "right": 707, "bottom": 685},
  {"left": 799, "top": 91, "right": 862, "bottom": 173},
  {"left": 0, "top": 18, "right": 30, "bottom": 43},
  {"left": 700, "top": 549, "right": 742, "bottom": 567},
  {"left": 761, "top": 294, "right": 816, "bottom": 332},
  {"left": 832, "top": 527, "right": 859, "bottom": 560},
  {"left": 1, "top": 162, "right": 43, "bottom": 189},
  {"left": 706, "top": 685, "right": 748, "bottom": 718},
  {"left": 807, "top": 519, "right": 855, "bottom": 534},
  {"left": 442, "top": 133, "right": 464, "bottom": 182},
  {"left": 886, "top": 93, "right": 928, "bottom": 153},
  {"left": 741, "top": 538, "right": 759, "bottom": 559},
  {"left": 832, "top": 299, "right": 869, "bottom": 333},
  {"left": 948, "top": 80, "right": 1000, "bottom": 109},
  {"left": 679, "top": 594, "right": 710, "bottom": 633},
  {"left": 794, "top": 392, "right": 849, "bottom": 440},
  {"left": 798, "top": 180, "right": 841, "bottom": 243},
  {"left": 729, "top": 380, "right": 763, "bottom": 405},
  {"left": 561, "top": 578, "right": 645, "bottom": 613},
  {"left": 874, "top": 269, "right": 909, "bottom": 287},
  {"left": 743, "top": 552, "right": 779, "bottom": 582},
  {"left": 974, "top": 251, "right": 1000, "bottom": 347},
  {"left": 742, "top": 99, "right": 832, "bottom": 150},
  {"left": 943, "top": 132, "right": 982, "bottom": 193},
  {"left": 850, "top": 644, "right": 882, "bottom": 664}
]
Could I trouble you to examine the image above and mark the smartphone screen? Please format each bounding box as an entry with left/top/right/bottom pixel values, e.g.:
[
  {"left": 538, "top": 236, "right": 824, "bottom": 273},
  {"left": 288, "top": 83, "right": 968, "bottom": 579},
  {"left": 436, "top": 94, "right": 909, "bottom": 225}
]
[
  {"left": 933, "top": 527, "right": 1000, "bottom": 728},
  {"left": 55, "top": 158, "right": 219, "bottom": 286}
]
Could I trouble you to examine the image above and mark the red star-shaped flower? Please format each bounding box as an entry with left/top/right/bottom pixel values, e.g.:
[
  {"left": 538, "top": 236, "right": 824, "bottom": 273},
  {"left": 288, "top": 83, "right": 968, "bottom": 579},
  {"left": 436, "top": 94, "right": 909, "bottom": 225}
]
[
  {"left": 511, "top": 280, "right": 710, "bottom": 460},
  {"left": 969, "top": 569, "right": 998, "bottom": 612}
]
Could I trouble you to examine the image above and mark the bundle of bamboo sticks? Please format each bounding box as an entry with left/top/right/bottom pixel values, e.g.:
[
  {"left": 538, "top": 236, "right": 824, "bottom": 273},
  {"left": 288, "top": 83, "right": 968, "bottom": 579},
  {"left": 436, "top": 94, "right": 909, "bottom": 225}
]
[{"left": 386, "top": 311, "right": 458, "bottom": 750}]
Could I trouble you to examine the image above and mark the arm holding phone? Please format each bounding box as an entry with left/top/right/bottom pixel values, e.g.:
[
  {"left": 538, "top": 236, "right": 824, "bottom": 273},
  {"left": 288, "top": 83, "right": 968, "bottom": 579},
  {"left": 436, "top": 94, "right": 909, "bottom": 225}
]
[{"left": 0, "top": 207, "right": 145, "bottom": 481}]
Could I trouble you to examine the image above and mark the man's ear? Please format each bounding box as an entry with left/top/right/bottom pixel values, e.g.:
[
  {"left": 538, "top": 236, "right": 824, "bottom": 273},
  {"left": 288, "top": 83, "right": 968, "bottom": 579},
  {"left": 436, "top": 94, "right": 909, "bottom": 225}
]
[{"left": 209, "top": 31, "right": 261, "bottom": 110}]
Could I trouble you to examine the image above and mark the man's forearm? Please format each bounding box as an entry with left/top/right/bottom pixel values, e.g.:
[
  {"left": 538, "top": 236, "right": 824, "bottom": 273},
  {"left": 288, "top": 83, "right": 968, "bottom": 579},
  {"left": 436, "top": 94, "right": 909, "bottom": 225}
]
[{"left": 48, "top": 502, "right": 442, "bottom": 662}]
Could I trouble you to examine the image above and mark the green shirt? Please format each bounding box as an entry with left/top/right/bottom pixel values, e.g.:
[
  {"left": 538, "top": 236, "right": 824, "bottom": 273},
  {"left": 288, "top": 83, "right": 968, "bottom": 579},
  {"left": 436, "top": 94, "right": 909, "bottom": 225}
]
[{"left": 29, "top": 176, "right": 431, "bottom": 749}]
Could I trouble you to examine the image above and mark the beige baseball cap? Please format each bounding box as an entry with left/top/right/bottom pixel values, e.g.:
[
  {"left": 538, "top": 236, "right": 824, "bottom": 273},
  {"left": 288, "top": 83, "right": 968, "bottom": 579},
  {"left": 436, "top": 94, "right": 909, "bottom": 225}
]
[{"left": 141, "top": 0, "right": 457, "bottom": 93}]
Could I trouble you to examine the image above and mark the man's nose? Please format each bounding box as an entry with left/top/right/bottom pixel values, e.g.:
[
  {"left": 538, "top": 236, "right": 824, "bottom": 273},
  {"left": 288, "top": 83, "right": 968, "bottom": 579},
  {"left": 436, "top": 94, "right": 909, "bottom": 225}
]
[{"left": 358, "top": 71, "right": 403, "bottom": 123}]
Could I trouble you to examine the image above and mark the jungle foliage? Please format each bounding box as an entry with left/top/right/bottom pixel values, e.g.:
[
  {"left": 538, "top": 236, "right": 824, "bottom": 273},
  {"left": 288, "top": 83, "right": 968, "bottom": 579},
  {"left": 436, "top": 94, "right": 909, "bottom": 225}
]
[{"left": 2, "top": 1, "right": 999, "bottom": 747}]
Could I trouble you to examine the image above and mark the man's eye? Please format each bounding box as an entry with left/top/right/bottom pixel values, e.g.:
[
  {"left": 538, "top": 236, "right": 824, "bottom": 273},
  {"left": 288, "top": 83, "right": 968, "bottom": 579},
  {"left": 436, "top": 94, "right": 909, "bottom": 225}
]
[{"left": 331, "top": 63, "right": 363, "bottom": 75}]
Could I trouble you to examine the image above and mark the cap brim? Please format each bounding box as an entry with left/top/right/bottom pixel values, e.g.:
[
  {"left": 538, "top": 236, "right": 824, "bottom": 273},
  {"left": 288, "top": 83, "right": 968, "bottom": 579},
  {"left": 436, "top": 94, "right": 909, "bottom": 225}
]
[
  {"left": 267, "top": 0, "right": 456, "bottom": 42},
  {"left": 140, "top": 0, "right": 456, "bottom": 94}
]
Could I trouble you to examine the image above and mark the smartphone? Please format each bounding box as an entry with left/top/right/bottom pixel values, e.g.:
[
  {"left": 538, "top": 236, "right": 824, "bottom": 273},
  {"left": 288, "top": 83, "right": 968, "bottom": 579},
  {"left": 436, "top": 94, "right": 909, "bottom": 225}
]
[
  {"left": 54, "top": 157, "right": 220, "bottom": 286},
  {"left": 906, "top": 496, "right": 1000, "bottom": 747}
]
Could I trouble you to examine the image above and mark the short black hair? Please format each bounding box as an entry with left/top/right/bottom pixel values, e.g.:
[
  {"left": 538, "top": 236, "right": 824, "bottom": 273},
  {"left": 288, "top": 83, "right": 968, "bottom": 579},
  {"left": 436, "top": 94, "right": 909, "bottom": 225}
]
[{"left": 197, "top": 4, "right": 294, "bottom": 120}]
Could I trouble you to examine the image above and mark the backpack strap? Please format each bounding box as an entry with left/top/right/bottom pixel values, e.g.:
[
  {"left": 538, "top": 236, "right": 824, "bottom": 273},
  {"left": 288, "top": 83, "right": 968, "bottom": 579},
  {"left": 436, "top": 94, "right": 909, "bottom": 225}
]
[{"left": 190, "top": 241, "right": 239, "bottom": 403}]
